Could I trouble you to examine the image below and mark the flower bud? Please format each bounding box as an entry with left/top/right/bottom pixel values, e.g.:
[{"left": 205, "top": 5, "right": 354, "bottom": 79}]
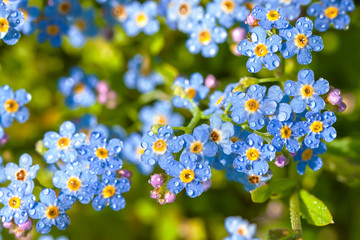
[
  {"left": 201, "top": 180, "right": 212, "bottom": 192},
  {"left": 338, "top": 101, "right": 347, "bottom": 112},
  {"left": 150, "top": 189, "right": 161, "bottom": 199},
  {"left": 274, "top": 155, "right": 288, "bottom": 168},
  {"left": 164, "top": 191, "right": 176, "bottom": 203},
  {"left": 18, "top": 219, "right": 32, "bottom": 231},
  {"left": 117, "top": 169, "right": 132, "bottom": 179},
  {"left": 205, "top": 74, "right": 217, "bottom": 89},
  {"left": 328, "top": 88, "right": 342, "bottom": 105},
  {"left": 246, "top": 14, "right": 257, "bottom": 26},
  {"left": 0, "top": 133, "right": 8, "bottom": 147},
  {"left": 149, "top": 173, "right": 164, "bottom": 189},
  {"left": 230, "top": 27, "right": 246, "bottom": 43},
  {"left": 3, "top": 221, "right": 14, "bottom": 229}
]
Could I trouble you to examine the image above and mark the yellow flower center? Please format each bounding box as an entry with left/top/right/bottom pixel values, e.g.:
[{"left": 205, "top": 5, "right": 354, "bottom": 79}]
[
  {"left": 73, "top": 83, "right": 85, "bottom": 93},
  {"left": 294, "top": 34, "right": 308, "bottom": 48},
  {"left": 102, "top": 185, "right": 116, "bottom": 198},
  {"left": 179, "top": 169, "right": 195, "bottom": 183},
  {"left": 9, "top": 197, "right": 21, "bottom": 209},
  {"left": 112, "top": 5, "right": 127, "bottom": 21},
  {"left": 0, "top": 18, "right": 9, "bottom": 33},
  {"left": 136, "top": 146, "right": 145, "bottom": 158},
  {"left": 186, "top": 88, "right": 197, "bottom": 99},
  {"left": 254, "top": 44, "right": 268, "bottom": 57},
  {"left": 58, "top": 1, "right": 71, "bottom": 15},
  {"left": 310, "top": 121, "right": 323, "bottom": 133},
  {"left": 248, "top": 174, "right": 260, "bottom": 184},
  {"left": 153, "top": 114, "right": 168, "bottom": 125},
  {"left": 302, "top": 149, "right": 313, "bottom": 161},
  {"left": 47, "top": 25, "right": 59, "bottom": 36},
  {"left": 57, "top": 137, "right": 70, "bottom": 149},
  {"left": 198, "top": 30, "right": 211, "bottom": 45},
  {"left": 178, "top": 3, "right": 190, "bottom": 16},
  {"left": 67, "top": 177, "right": 81, "bottom": 191},
  {"left": 301, "top": 85, "right": 314, "bottom": 98},
  {"left": 267, "top": 10, "right": 280, "bottom": 21},
  {"left": 135, "top": 12, "right": 148, "bottom": 27},
  {"left": 4, "top": 99, "right": 19, "bottom": 113},
  {"left": 153, "top": 140, "right": 167, "bottom": 154},
  {"left": 16, "top": 169, "right": 27, "bottom": 181},
  {"left": 46, "top": 206, "right": 59, "bottom": 219},
  {"left": 280, "top": 126, "right": 292, "bottom": 139},
  {"left": 246, "top": 148, "right": 260, "bottom": 161},
  {"left": 221, "top": 0, "right": 235, "bottom": 13},
  {"left": 95, "top": 148, "right": 109, "bottom": 159},
  {"left": 215, "top": 96, "right": 224, "bottom": 106},
  {"left": 245, "top": 99, "right": 259, "bottom": 112},
  {"left": 75, "top": 19, "right": 86, "bottom": 31},
  {"left": 190, "top": 141, "right": 203, "bottom": 154},
  {"left": 210, "top": 130, "right": 221, "bottom": 142},
  {"left": 324, "top": 6, "right": 338, "bottom": 19}
]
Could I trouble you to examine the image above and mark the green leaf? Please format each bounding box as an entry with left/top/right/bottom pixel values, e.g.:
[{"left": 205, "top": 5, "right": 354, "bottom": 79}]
[
  {"left": 269, "top": 228, "right": 302, "bottom": 240},
  {"left": 149, "top": 34, "right": 165, "bottom": 55},
  {"left": 251, "top": 179, "right": 296, "bottom": 203},
  {"left": 299, "top": 189, "right": 334, "bottom": 226}
]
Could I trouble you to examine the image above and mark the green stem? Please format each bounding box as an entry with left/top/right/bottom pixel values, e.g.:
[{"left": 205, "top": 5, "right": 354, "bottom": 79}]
[
  {"left": 223, "top": 102, "right": 232, "bottom": 116},
  {"left": 172, "top": 126, "right": 187, "bottom": 132},
  {"left": 289, "top": 192, "right": 302, "bottom": 233},
  {"left": 186, "top": 108, "right": 201, "bottom": 134}
]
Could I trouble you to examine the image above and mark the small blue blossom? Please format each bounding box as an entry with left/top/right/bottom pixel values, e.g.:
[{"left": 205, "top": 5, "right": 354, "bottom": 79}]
[
  {"left": 17, "top": 0, "right": 40, "bottom": 35},
  {"left": 284, "top": 69, "right": 329, "bottom": 113},
  {"left": 206, "top": 0, "right": 249, "bottom": 28},
  {"left": 0, "top": 3, "right": 24, "bottom": 45},
  {"left": 139, "top": 101, "right": 184, "bottom": 132},
  {"left": 299, "top": 111, "right": 337, "bottom": 149},
  {"left": 73, "top": 114, "right": 109, "bottom": 139},
  {"left": 58, "top": 66, "right": 98, "bottom": 109},
  {"left": 237, "top": 27, "right": 282, "bottom": 73},
  {"left": 252, "top": 5, "right": 289, "bottom": 30},
  {"left": 123, "top": 1, "right": 159, "bottom": 37},
  {"left": 52, "top": 163, "right": 97, "bottom": 204},
  {"left": 265, "top": 86, "right": 292, "bottom": 122},
  {"left": 123, "top": 54, "right": 163, "bottom": 93},
  {"left": 102, "top": 0, "right": 130, "bottom": 26},
  {"left": 37, "top": 18, "right": 69, "bottom": 47},
  {"left": 224, "top": 216, "right": 259, "bottom": 240},
  {"left": 43, "top": 121, "right": 87, "bottom": 164},
  {"left": 172, "top": 73, "right": 209, "bottom": 109},
  {"left": 267, "top": 119, "right": 304, "bottom": 153},
  {"left": 166, "top": 152, "right": 211, "bottom": 198},
  {"left": 182, "top": 125, "right": 218, "bottom": 160},
  {"left": 122, "top": 133, "right": 154, "bottom": 175},
  {"left": 232, "top": 133, "right": 276, "bottom": 175},
  {"left": 0, "top": 180, "right": 35, "bottom": 224},
  {"left": 227, "top": 168, "right": 273, "bottom": 192},
  {"left": 44, "top": 0, "right": 82, "bottom": 19},
  {"left": 264, "top": 0, "right": 311, "bottom": 20},
  {"left": 78, "top": 132, "right": 123, "bottom": 175},
  {"left": 5, "top": 153, "right": 39, "bottom": 195},
  {"left": 92, "top": 171, "right": 130, "bottom": 211},
  {"left": 0, "top": 85, "right": 31, "bottom": 128},
  {"left": 294, "top": 141, "right": 327, "bottom": 175},
  {"left": 141, "top": 126, "right": 184, "bottom": 168},
  {"left": 29, "top": 188, "right": 75, "bottom": 234},
  {"left": 185, "top": 13, "right": 227, "bottom": 58},
  {"left": 280, "top": 17, "right": 323, "bottom": 65},
  {"left": 231, "top": 84, "right": 277, "bottom": 130},
  {"left": 166, "top": 0, "right": 204, "bottom": 33},
  {"left": 205, "top": 114, "right": 234, "bottom": 155},
  {"left": 307, "top": 0, "right": 355, "bottom": 32},
  {"left": 203, "top": 83, "right": 237, "bottom": 115}
]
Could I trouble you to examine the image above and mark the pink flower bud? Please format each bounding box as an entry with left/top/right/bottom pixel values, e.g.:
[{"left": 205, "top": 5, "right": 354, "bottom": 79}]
[
  {"left": 3, "top": 221, "right": 14, "bottom": 229},
  {"left": 0, "top": 133, "right": 8, "bottom": 147},
  {"left": 274, "top": 155, "right": 288, "bottom": 168},
  {"left": 18, "top": 219, "right": 32, "bottom": 231},
  {"left": 150, "top": 189, "right": 161, "bottom": 199},
  {"left": 338, "top": 101, "right": 347, "bottom": 112},
  {"left": 328, "top": 89, "right": 342, "bottom": 105},
  {"left": 230, "top": 27, "right": 246, "bottom": 43},
  {"left": 201, "top": 180, "right": 212, "bottom": 192},
  {"left": 97, "top": 81, "right": 110, "bottom": 94},
  {"left": 149, "top": 174, "right": 164, "bottom": 189},
  {"left": 164, "top": 191, "right": 176, "bottom": 203},
  {"left": 204, "top": 74, "right": 218, "bottom": 89},
  {"left": 247, "top": 14, "right": 256, "bottom": 26}
]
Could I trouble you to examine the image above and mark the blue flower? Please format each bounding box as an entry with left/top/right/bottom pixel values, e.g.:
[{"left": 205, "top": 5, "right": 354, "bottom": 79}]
[
  {"left": 123, "top": 54, "right": 163, "bottom": 93},
  {"left": 166, "top": 0, "right": 204, "bottom": 33},
  {"left": 263, "top": 0, "right": 311, "bottom": 20},
  {"left": 44, "top": 0, "right": 82, "bottom": 19},
  {"left": 102, "top": 0, "right": 130, "bottom": 26},
  {"left": 37, "top": 18, "right": 69, "bottom": 47},
  {"left": 183, "top": 125, "right": 218, "bottom": 159},
  {"left": 0, "top": 85, "right": 31, "bottom": 128},
  {"left": 5, "top": 153, "right": 39, "bottom": 195},
  {"left": 284, "top": 69, "right": 329, "bottom": 113},
  {"left": 237, "top": 27, "right": 282, "bottom": 73},
  {"left": 205, "top": 114, "right": 234, "bottom": 155},
  {"left": 265, "top": 86, "right": 293, "bottom": 122},
  {"left": 68, "top": 8, "right": 98, "bottom": 48},
  {"left": 139, "top": 101, "right": 184, "bottom": 132},
  {"left": 0, "top": 3, "right": 24, "bottom": 45},
  {"left": 52, "top": 163, "right": 97, "bottom": 204},
  {"left": 252, "top": 5, "right": 289, "bottom": 30},
  {"left": 226, "top": 168, "right": 273, "bottom": 192},
  {"left": 29, "top": 188, "right": 75, "bottom": 234},
  {"left": 58, "top": 67, "right": 98, "bottom": 109},
  {"left": 73, "top": 114, "right": 110, "bottom": 139},
  {"left": 0, "top": 155, "right": 6, "bottom": 183},
  {"left": 123, "top": 1, "right": 159, "bottom": 37},
  {"left": 203, "top": 83, "right": 237, "bottom": 115},
  {"left": 141, "top": 126, "right": 184, "bottom": 168},
  {"left": 17, "top": 1, "right": 40, "bottom": 35},
  {"left": 206, "top": 0, "right": 249, "bottom": 28},
  {"left": 122, "top": 133, "right": 154, "bottom": 175},
  {"left": 172, "top": 73, "right": 209, "bottom": 109},
  {"left": 43, "top": 121, "right": 87, "bottom": 164},
  {"left": 307, "top": 0, "right": 355, "bottom": 32},
  {"left": 224, "top": 216, "right": 258, "bottom": 240},
  {"left": 185, "top": 13, "right": 227, "bottom": 58},
  {"left": 280, "top": 17, "right": 323, "bottom": 65},
  {"left": 232, "top": 133, "right": 276, "bottom": 175},
  {"left": 78, "top": 132, "right": 123, "bottom": 175},
  {"left": 267, "top": 119, "right": 304, "bottom": 153},
  {"left": 92, "top": 171, "right": 130, "bottom": 211},
  {"left": 299, "top": 111, "right": 337, "bottom": 149},
  {"left": 166, "top": 152, "right": 211, "bottom": 198},
  {"left": 294, "top": 141, "right": 327, "bottom": 175},
  {"left": 0, "top": 180, "right": 35, "bottom": 224},
  {"left": 231, "top": 84, "right": 277, "bottom": 130}
]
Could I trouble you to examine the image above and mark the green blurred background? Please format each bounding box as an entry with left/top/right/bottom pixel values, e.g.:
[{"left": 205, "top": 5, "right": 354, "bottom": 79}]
[{"left": 1, "top": 0, "right": 360, "bottom": 239}]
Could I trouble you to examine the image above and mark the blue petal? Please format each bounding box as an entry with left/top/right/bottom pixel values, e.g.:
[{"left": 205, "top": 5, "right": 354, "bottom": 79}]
[
  {"left": 320, "top": 126, "right": 337, "bottom": 142},
  {"left": 39, "top": 188, "right": 57, "bottom": 206},
  {"left": 252, "top": 160, "right": 269, "bottom": 175},
  {"left": 313, "top": 78, "right": 329, "bottom": 95},
  {"left": 185, "top": 181, "right": 203, "bottom": 198},
  {"left": 167, "top": 178, "right": 185, "bottom": 194}
]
